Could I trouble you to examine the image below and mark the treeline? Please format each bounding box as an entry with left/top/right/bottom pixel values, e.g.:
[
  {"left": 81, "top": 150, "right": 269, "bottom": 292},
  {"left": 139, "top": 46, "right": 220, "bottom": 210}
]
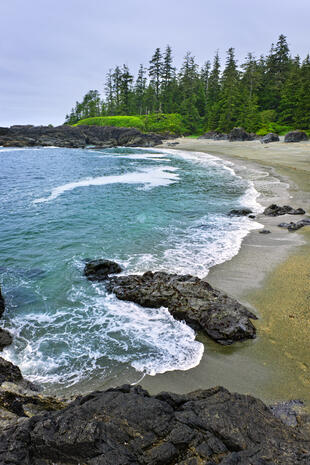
[{"left": 65, "top": 35, "right": 310, "bottom": 134}]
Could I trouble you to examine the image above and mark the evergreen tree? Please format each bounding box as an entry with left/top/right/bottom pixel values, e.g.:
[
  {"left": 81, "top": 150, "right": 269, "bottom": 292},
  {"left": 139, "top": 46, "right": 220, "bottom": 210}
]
[
  {"left": 119, "top": 65, "right": 134, "bottom": 114},
  {"left": 217, "top": 48, "right": 241, "bottom": 132},
  {"left": 205, "top": 52, "right": 221, "bottom": 130},
  {"left": 260, "top": 34, "right": 291, "bottom": 112},
  {"left": 134, "top": 64, "right": 147, "bottom": 114},
  {"left": 295, "top": 55, "right": 310, "bottom": 128},
  {"left": 149, "top": 48, "right": 163, "bottom": 111},
  {"left": 279, "top": 56, "right": 301, "bottom": 125}
]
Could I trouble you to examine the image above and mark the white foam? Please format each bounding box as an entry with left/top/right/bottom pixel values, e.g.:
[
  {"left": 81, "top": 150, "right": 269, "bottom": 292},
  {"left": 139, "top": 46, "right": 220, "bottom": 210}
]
[
  {"left": 33, "top": 166, "right": 179, "bottom": 203},
  {"left": 2, "top": 287, "right": 203, "bottom": 386}
]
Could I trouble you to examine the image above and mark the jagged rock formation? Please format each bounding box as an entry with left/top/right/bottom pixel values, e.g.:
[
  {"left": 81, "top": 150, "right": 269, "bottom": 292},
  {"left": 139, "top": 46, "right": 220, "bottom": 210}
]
[
  {"left": 0, "top": 383, "right": 309, "bottom": 464},
  {"left": 0, "top": 125, "right": 162, "bottom": 148},
  {"left": 102, "top": 271, "right": 257, "bottom": 345}
]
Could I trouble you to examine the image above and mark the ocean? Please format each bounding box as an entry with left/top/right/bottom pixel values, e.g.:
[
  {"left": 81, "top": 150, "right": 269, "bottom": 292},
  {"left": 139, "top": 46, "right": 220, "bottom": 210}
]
[{"left": 0, "top": 145, "right": 262, "bottom": 392}]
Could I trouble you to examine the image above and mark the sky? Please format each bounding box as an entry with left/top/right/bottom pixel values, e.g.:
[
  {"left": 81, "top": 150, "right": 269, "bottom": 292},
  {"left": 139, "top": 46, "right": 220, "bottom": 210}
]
[{"left": 1, "top": 0, "right": 309, "bottom": 127}]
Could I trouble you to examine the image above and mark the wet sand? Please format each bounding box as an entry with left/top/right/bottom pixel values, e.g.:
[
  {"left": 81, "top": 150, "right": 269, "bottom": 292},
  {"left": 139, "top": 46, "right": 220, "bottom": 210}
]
[{"left": 138, "top": 138, "right": 310, "bottom": 408}]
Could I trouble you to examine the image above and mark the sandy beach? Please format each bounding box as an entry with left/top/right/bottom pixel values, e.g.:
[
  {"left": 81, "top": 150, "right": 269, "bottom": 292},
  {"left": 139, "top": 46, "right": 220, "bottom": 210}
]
[{"left": 138, "top": 137, "right": 310, "bottom": 408}]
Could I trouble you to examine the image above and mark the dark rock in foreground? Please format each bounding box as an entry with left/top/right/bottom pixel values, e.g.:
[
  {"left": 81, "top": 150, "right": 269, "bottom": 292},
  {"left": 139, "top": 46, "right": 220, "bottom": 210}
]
[
  {"left": 260, "top": 132, "right": 280, "bottom": 143},
  {"left": 0, "top": 384, "right": 309, "bottom": 465},
  {"left": 105, "top": 271, "right": 257, "bottom": 345},
  {"left": 0, "top": 287, "right": 4, "bottom": 318},
  {"left": 0, "top": 329, "right": 12, "bottom": 350},
  {"left": 228, "top": 208, "right": 253, "bottom": 216},
  {"left": 0, "top": 124, "right": 162, "bottom": 149},
  {"left": 84, "top": 259, "right": 122, "bottom": 281},
  {"left": 228, "top": 127, "right": 255, "bottom": 141},
  {"left": 264, "top": 204, "right": 306, "bottom": 216},
  {"left": 284, "top": 130, "right": 308, "bottom": 143}
]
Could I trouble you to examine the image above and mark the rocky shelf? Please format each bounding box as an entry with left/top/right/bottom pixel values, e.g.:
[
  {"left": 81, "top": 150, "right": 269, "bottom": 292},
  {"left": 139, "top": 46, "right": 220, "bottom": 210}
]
[
  {"left": 0, "top": 124, "right": 162, "bottom": 149},
  {"left": 85, "top": 261, "right": 257, "bottom": 345}
]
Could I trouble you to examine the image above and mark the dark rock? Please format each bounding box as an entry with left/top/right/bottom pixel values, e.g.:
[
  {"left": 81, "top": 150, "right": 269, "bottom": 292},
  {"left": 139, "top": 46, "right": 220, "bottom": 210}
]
[
  {"left": 260, "top": 133, "right": 280, "bottom": 144},
  {"left": 0, "top": 357, "right": 23, "bottom": 384},
  {"left": 259, "top": 229, "right": 271, "bottom": 234},
  {"left": 105, "top": 271, "right": 257, "bottom": 345},
  {"left": 0, "top": 287, "right": 4, "bottom": 318},
  {"left": 0, "top": 124, "right": 162, "bottom": 149},
  {"left": 0, "top": 329, "right": 12, "bottom": 350},
  {"left": 167, "top": 141, "right": 179, "bottom": 146},
  {"left": 278, "top": 219, "right": 310, "bottom": 232},
  {"left": 263, "top": 204, "right": 306, "bottom": 216},
  {"left": 284, "top": 130, "right": 308, "bottom": 143},
  {"left": 270, "top": 400, "right": 305, "bottom": 427},
  {"left": 84, "top": 259, "right": 122, "bottom": 281},
  {"left": 288, "top": 222, "right": 305, "bottom": 232},
  {"left": 228, "top": 127, "right": 255, "bottom": 142},
  {"left": 0, "top": 384, "right": 309, "bottom": 465},
  {"left": 198, "top": 131, "right": 228, "bottom": 140},
  {"left": 228, "top": 208, "right": 253, "bottom": 216},
  {"left": 248, "top": 214, "right": 256, "bottom": 219}
]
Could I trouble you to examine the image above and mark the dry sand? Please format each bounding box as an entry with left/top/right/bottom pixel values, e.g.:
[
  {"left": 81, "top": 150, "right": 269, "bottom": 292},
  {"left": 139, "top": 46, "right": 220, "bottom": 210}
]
[{"left": 138, "top": 138, "right": 310, "bottom": 408}]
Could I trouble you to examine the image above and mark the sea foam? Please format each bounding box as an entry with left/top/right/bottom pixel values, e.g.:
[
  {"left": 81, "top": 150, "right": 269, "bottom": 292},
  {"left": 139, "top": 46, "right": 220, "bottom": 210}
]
[{"left": 33, "top": 166, "right": 179, "bottom": 203}]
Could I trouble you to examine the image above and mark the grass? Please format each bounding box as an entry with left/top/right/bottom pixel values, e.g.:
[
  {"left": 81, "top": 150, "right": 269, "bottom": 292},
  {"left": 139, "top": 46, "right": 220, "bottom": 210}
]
[{"left": 74, "top": 113, "right": 188, "bottom": 135}]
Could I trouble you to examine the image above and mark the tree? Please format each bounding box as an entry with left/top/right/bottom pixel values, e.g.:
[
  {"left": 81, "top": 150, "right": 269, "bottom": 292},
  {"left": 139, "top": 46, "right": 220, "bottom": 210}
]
[
  {"left": 205, "top": 52, "right": 221, "bottom": 130},
  {"left": 149, "top": 48, "right": 163, "bottom": 111},
  {"left": 217, "top": 48, "right": 241, "bottom": 132},
  {"left": 119, "top": 65, "right": 134, "bottom": 114}
]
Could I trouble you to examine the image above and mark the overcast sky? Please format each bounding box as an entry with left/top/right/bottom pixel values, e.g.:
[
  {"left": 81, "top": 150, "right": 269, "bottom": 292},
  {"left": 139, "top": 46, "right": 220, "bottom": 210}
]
[{"left": 1, "top": 0, "right": 309, "bottom": 127}]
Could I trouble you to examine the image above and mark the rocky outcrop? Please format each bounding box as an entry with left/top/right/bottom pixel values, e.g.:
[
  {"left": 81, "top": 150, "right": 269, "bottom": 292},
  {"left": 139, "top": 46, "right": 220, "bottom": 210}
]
[
  {"left": 228, "top": 208, "right": 253, "bottom": 216},
  {"left": 260, "top": 132, "right": 280, "bottom": 143},
  {"left": 0, "top": 383, "right": 309, "bottom": 465},
  {"left": 0, "top": 357, "right": 64, "bottom": 427},
  {"left": 264, "top": 204, "right": 306, "bottom": 216},
  {"left": 0, "top": 125, "right": 162, "bottom": 149},
  {"left": 228, "top": 127, "right": 255, "bottom": 141},
  {"left": 84, "top": 259, "right": 122, "bottom": 281},
  {"left": 103, "top": 271, "right": 257, "bottom": 345},
  {"left": 284, "top": 130, "right": 308, "bottom": 143}
]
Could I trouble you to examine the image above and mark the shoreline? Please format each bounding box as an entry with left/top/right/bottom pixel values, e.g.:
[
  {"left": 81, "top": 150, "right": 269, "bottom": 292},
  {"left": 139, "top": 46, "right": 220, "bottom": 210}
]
[{"left": 137, "top": 138, "right": 310, "bottom": 408}]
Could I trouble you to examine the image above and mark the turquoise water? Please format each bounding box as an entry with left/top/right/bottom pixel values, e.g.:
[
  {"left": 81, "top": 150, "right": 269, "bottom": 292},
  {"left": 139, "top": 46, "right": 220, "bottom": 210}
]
[{"left": 0, "top": 146, "right": 261, "bottom": 391}]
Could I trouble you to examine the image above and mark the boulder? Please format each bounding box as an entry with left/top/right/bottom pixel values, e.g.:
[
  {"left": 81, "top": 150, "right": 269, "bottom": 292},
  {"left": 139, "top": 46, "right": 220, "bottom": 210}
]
[
  {"left": 284, "top": 130, "right": 308, "bottom": 143},
  {"left": 264, "top": 204, "right": 306, "bottom": 216},
  {"left": 228, "top": 208, "right": 253, "bottom": 216},
  {"left": 228, "top": 127, "right": 255, "bottom": 141},
  {"left": 84, "top": 259, "right": 122, "bottom": 281},
  {"left": 0, "top": 329, "right": 12, "bottom": 351},
  {"left": 259, "top": 229, "right": 271, "bottom": 234},
  {"left": 0, "top": 384, "right": 309, "bottom": 465},
  {"left": 260, "top": 132, "right": 280, "bottom": 144},
  {"left": 105, "top": 271, "right": 257, "bottom": 345}
]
